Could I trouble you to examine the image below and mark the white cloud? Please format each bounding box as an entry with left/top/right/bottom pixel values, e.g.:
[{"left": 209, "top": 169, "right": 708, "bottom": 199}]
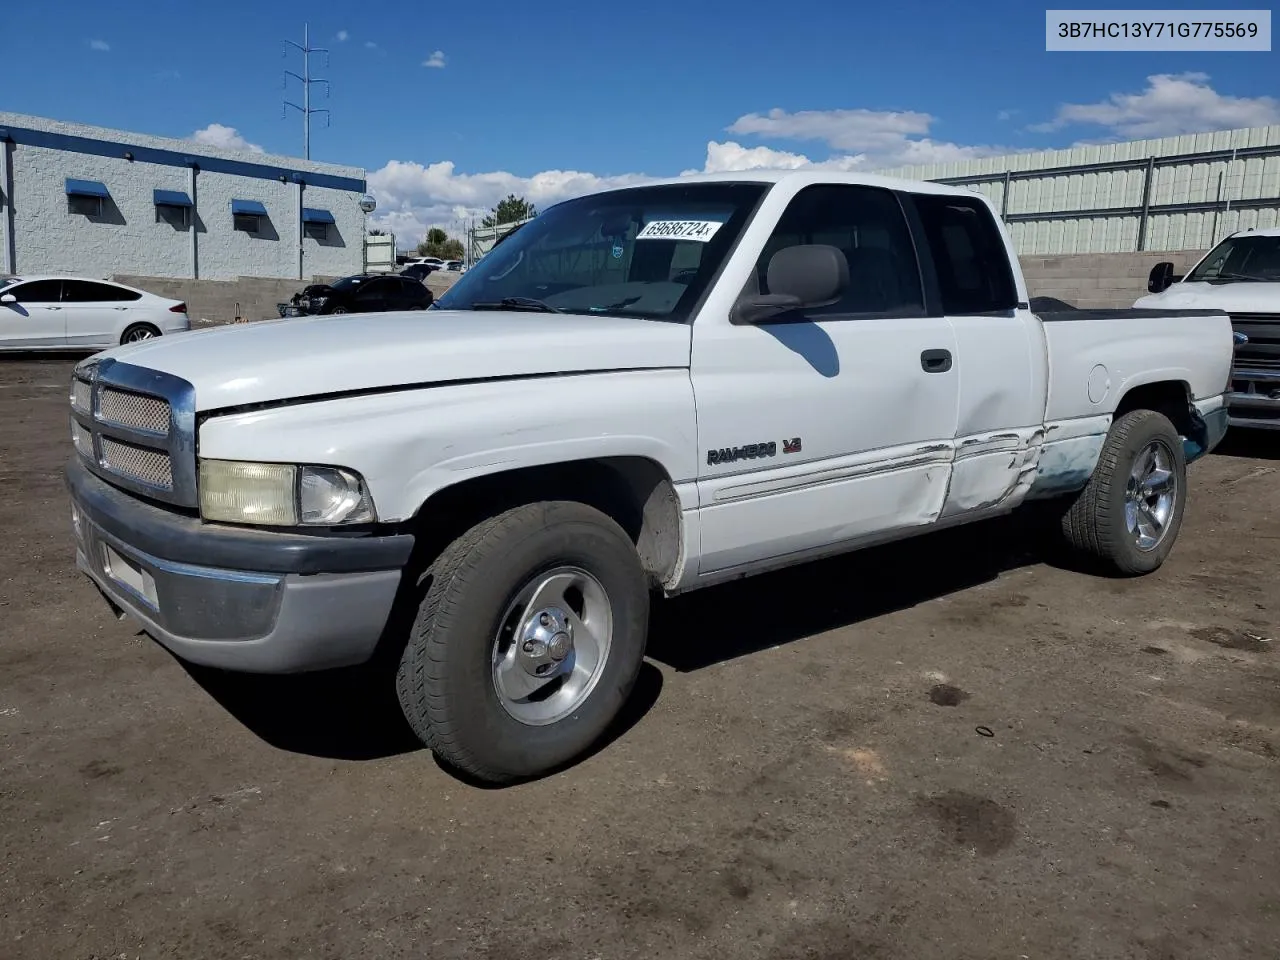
[
  {"left": 727, "top": 107, "right": 934, "bottom": 152},
  {"left": 89, "top": 39, "right": 110, "bottom": 52},
  {"left": 364, "top": 40, "right": 378, "bottom": 49},
  {"left": 423, "top": 50, "right": 446, "bottom": 68},
  {"left": 996, "top": 109, "right": 1018, "bottom": 122},
  {"left": 190, "top": 123, "right": 265, "bottom": 155},
  {"left": 721, "top": 106, "right": 1012, "bottom": 170},
  {"left": 336, "top": 30, "right": 349, "bottom": 42},
  {"left": 1031, "top": 72, "right": 1280, "bottom": 139},
  {"left": 367, "top": 160, "right": 655, "bottom": 242}
]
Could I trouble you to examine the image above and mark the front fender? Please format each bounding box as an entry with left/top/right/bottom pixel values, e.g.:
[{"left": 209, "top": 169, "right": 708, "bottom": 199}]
[{"left": 196, "top": 370, "right": 699, "bottom": 521}]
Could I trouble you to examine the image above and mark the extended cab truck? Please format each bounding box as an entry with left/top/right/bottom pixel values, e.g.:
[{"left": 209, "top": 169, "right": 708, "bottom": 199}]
[
  {"left": 1136, "top": 227, "right": 1280, "bottom": 430},
  {"left": 65, "top": 172, "right": 1234, "bottom": 784}
]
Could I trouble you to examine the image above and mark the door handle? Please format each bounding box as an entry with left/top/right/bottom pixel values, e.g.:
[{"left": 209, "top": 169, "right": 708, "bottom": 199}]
[
  {"left": 921, "top": 348, "right": 952, "bottom": 373},
  {"left": 45, "top": 306, "right": 61, "bottom": 311},
  {"left": 113, "top": 306, "right": 128, "bottom": 311}
]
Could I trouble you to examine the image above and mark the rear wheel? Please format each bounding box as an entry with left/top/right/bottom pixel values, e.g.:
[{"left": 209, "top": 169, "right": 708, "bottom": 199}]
[
  {"left": 1059, "top": 409, "right": 1187, "bottom": 576},
  {"left": 395, "top": 501, "right": 650, "bottom": 783},
  {"left": 120, "top": 323, "right": 160, "bottom": 344}
]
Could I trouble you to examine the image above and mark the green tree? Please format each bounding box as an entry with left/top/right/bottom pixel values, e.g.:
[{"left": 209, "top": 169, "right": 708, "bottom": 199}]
[
  {"left": 482, "top": 194, "right": 536, "bottom": 228},
  {"left": 417, "top": 229, "right": 466, "bottom": 261}
]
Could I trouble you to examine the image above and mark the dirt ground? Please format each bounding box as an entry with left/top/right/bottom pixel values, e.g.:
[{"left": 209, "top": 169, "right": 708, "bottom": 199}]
[{"left": 2, "top": 356, "right": 1278, "bottom": 960}]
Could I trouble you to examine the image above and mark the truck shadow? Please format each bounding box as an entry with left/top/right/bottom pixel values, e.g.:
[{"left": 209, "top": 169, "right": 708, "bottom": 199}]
[
  {"left": 647, "top": 512, "right": 1047, "bottom": 673},
  {"left": 1212, "top": 428, "right": 1280, "bottom": 462},
  {"left": 179, "top": 651, "right": 665, "bottom": 768},
  {"left": 182, "top": 510, "right": 1051, "bottom": 772}
]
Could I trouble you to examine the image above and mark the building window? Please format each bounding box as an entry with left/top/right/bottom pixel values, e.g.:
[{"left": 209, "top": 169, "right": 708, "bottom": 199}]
[
  {"left": 303, "top": 221, "right": 328, "bottom": 241},
  {"left": 231, "top": 199, "right": 269, "bottom": 236},
  {"left": 68, "top": 195, "right": 103, "bottom": 217},
  {"left": 153, "top": 189, "right": 193, "bottom": 230},
  {"left": 65, "top": 179, "right": 111, "bottom": 218},
  {"left": 157, "top": 205, "right": 190, "bottom": 228}
]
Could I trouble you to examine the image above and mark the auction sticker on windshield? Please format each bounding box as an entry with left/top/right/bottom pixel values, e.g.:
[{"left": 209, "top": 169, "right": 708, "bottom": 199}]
[{"left": 636, "top": 220, "right": 724, "bottom": 242}]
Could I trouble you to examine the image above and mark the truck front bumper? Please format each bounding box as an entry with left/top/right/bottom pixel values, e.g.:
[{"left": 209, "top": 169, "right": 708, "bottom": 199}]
[
  {"left": 1226, "top": 369, "right": 1280, "bottom": 431},
  {"left": 66, "top": 458, "right": 415, "bottom": 674}
]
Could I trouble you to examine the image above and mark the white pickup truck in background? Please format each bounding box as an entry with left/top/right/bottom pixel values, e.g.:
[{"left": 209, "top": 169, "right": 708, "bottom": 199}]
[
  {"left": 1136, "top": 226, "right": 1280, "bottom": 431},
  {"left": 66, "top": 171, "right": 1234, "bottom": 783}
]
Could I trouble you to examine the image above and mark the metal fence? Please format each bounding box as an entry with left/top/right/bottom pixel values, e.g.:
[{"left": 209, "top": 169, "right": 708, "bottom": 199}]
[
  {"left": 460, "top": 128, "right": 1280, "bottom": 260},
  {"left": 876, "top": 125, "right": 1280, "bottom": 255}
]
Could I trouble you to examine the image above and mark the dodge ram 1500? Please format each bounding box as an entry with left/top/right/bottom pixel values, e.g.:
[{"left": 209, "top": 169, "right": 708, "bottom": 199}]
[{"left": 66, "top": 171, "right": 1234, "bottom": 783}]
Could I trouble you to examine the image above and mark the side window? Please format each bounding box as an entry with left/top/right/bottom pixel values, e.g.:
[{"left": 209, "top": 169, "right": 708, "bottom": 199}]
[
  {"left": 62, "top": 281, "right": 141, "bottom": 303},
  {"left": 10, "top": 280, "right": 63, "bottom": 303},
  {"left": 354, "top": 279, "right": 386, "bottom": 301},
  {"left": 911, "top": 194, "right": 1017, "bottom": 314},
  {"left": 756, "top": 184, "right": 923, "bottom": 318}
]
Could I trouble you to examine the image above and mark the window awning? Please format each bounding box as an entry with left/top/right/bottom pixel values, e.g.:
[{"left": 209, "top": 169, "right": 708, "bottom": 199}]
[
  {"left": 66, "top": 178, "right": 110, "bottom": 198},
  {"left": 153, "top": 189, "right": 193, "bottom": 208},
  {"left": 301, "top": 207, "right": 335, "bottom": 224},
  {"left": 231, "top": 199, "right": 267, "bottom": 216}
]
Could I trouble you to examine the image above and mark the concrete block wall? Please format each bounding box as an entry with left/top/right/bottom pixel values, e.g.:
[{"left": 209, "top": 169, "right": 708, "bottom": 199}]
[
  {"left": 1018, "top": 249, "right": 1206, "bottom": 309},
  {"left": 113, "top": 274, "right": 343, "bottom": 325}
]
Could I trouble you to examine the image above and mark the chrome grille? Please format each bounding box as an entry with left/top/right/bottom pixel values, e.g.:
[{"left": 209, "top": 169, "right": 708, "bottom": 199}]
[
  {"left": 99, "top": 388, "right": 170, "bottom": 433},
  {"left": 69, "top": 359, "right": 197, "bottom": 508},
  {"left": 71, "top": 379, "right": 92, "bottom": 413},
  {"left": 100, "top": 437, "right": 173, "bottom": 490},
  {"left": 71, "top": 420, "right": 94, "bottom": 458}
]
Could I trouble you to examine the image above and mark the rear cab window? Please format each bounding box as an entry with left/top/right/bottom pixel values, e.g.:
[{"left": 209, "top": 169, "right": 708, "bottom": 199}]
[{"left": 909, "top": 193, "right": 1018, "bottom": 314}]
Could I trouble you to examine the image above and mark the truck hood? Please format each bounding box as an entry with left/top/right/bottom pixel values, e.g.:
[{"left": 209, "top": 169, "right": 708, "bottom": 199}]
[
  {"left": 97, "top": 309, "right": 693, "bottom": 411},
  {"left": 1134, "top": 281, "right": 1280, "bottom": 313}
]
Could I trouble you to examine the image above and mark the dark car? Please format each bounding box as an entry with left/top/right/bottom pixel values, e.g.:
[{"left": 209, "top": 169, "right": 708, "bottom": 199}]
[
  {"left": 287, "top": 274, "right": 434, "bottom": 315},
  {"left": 399, "top": 263, "right": 436, "bottom": 282}
]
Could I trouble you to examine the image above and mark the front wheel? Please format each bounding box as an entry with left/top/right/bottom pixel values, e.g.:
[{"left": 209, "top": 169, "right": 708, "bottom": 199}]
[
  {"left": 395, "top": 501, "right": 650, "bottom": 783},
  {"left": 120, "top": 323, "right": 160, "bottom": 344},
  {"left": 1059, "top": 409, "right": 1188, "bottom": 576}
]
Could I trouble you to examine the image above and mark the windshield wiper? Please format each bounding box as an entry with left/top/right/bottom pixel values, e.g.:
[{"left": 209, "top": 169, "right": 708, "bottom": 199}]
[
  {"left": 1208, "top": 271, "right": 1273, "bottom": 282},
  {"left": 469, "top": 297, "right": 563, "bottom": 313}
]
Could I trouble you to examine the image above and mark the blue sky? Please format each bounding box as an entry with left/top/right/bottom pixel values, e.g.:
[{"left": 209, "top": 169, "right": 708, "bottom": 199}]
[{"left": 3, "top": 0, "right": 1276, "bottom": 241}]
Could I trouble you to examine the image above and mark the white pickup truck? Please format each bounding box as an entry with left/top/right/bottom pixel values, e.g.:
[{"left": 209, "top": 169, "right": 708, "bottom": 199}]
[
  {"left": 66, "top": 171, "right": 1234, "bottom": 783},
  {"left": 1135, "top": 226, "right": 1280, "bottom": 430}
]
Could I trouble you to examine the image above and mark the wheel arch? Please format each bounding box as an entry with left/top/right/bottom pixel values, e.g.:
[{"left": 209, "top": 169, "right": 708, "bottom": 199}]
[
  {"left": 1111, "top": 378, "right": 1213, "bottom": 462},
  {"left": 407, "top": 455, "right": 684, "bottom": 590}
]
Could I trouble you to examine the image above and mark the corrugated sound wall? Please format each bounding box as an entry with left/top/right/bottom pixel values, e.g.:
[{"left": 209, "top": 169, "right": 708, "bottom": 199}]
[{"left": 874, "top": 125, "right": 1280, "bottom": 256}]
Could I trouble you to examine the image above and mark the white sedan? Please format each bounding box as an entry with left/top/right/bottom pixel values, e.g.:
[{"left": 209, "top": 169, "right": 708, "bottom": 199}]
[{"left": 0, "top": 276, "right": 191, "bottom": 351}]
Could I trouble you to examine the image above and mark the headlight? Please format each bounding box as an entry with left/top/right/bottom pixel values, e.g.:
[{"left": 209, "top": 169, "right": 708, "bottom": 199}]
[{"left": 199, "top": 459, "right": 376, "bottom": 526}]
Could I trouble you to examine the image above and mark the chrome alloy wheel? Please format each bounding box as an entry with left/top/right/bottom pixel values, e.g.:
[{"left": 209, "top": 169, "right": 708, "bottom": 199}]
[
  {"left": 123, "top": 326, "right": 156, "bottom": 342},
  {"left": 1125, "top": 439, "right": 1178, "bottom": 552},
  {"left": 491, "top": 566, "right": 614, "bottom": 726}
]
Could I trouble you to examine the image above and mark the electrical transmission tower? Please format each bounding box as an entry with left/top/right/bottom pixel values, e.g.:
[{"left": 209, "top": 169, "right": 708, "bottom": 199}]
[{"left": 282, "top": 22, "right": 330, "bottom": 159}]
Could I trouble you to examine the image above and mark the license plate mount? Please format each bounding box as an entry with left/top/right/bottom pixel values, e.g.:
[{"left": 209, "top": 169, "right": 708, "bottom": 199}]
[{"left": 101, "top": 544, "right": 159, "bottom": 610}]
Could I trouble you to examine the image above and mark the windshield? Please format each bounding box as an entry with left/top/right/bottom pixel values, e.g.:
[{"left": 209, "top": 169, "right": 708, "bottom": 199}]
[
  {"left": 0, "top": 278, "right": 17, "bottom": 290},
  {"left": 1185, "top": 234, "right": 1280, "bottom": 283},
  {"left": 434, "top": 182, "right": 770, "bottom": 321}
]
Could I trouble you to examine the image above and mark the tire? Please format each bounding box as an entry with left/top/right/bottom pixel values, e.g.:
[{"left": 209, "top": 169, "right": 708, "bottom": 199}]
[
  {"left": 1059, "top": 409, "right": 1188, "bottom": 576},
  {"left": 329, "top": 306, "right": 348, "bottom": 315},
  {"left": 395, "top": 501, "right": 650, "bottom": 783},
  {"left": 120, "top": 323, "right": 160, "bottom": 344}
]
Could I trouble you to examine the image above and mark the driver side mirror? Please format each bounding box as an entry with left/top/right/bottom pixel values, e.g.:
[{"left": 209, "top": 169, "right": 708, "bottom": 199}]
[
  {"left": 1147, "top": 261, "right": 1175, "bottom": 294},
  {"left": 0, "top": 294, "right": 15, "bottom": 304},
  {"left": 731, "top": 244, "right": 849, "bottom": 325}
]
